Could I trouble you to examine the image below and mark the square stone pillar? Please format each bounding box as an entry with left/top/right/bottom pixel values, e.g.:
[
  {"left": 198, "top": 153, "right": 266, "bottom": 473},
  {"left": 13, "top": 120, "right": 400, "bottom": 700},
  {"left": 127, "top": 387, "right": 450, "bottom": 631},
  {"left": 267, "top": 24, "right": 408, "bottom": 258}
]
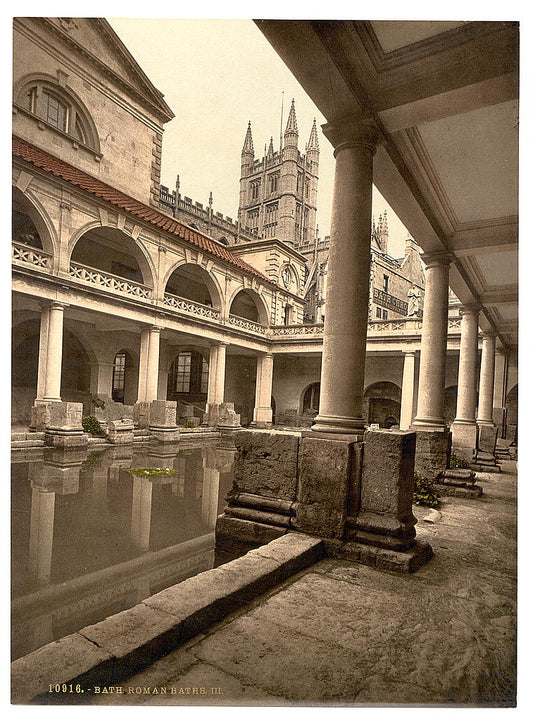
[
  {"left": 414, "top": 428, "right": 451, "bottom": 481},
  {"left": 133, "top": 401, "right": 151, "bottom": 429},
  {"left": 44, "top": 401, "right": 88, "bottom": 448},
  {"left": 148, "top": 400, "right": 180, "bottom": 442},
  {"left": 293, "top": 437, "right": 358, "bottom": 539}
]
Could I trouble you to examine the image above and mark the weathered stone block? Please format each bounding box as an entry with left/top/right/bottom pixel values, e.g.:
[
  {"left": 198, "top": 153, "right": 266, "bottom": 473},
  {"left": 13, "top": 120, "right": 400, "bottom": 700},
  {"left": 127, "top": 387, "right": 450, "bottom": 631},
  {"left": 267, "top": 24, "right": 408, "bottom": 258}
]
[
  {"left": 80, "top": 603, "right": 182, "bottom": 678},
  {"left": 215, "top": 515, "right": 287, "bottom": 552},
  {"left": 414, "top": 428, "right": 451, "bottom": 480},
  {"left": 149, "top": 399, "right": 177, "bottom": 427},
  {"left": 133, "top": 401, "right": 151, "bottom": 429},
  {"left": 108, "top": 418, "right": 134, "bottom": 445},
  {"left": 232, "top": 430, "right": 300, "bottom": 500},
  {"left": 294, "top": 437, "right": 355, "bottom": 539},
  {"left": 350, "top": 430, "right": 418, "bottom": 549},
  {"left": 47, "top": 401, "right": 83, "bottom": 430}
]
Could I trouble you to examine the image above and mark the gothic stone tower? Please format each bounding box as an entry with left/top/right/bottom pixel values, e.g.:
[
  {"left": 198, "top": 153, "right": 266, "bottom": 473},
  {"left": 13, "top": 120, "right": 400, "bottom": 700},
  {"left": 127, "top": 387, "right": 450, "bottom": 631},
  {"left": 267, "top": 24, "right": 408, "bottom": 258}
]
[{"left": 238, "top": 100, "right": 319, "bottom": 248}]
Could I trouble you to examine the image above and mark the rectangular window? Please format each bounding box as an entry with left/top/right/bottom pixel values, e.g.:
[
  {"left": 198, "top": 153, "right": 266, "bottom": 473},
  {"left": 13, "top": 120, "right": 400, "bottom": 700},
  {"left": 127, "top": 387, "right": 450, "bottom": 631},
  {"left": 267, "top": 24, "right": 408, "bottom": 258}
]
[
  {"left": 250, "top": 180, "right": 260, "bottom": 200},
  {"left": 376, "top": 307, "right": 382, "bottom": 318},
  {"left": 382, "top": 309, "right": 388, "bottom": 320},
  {"left": 200, "top": 358, "right": 209, "bottom": 394},
  {"left": 383, "top": 275, "right": 389, "bottom": 294},
  {"left": 41, "top": 91, "right": 67, "bottom": 131},
  {"left": 175, "top": 352, "right": 192, "bottom": 393}
]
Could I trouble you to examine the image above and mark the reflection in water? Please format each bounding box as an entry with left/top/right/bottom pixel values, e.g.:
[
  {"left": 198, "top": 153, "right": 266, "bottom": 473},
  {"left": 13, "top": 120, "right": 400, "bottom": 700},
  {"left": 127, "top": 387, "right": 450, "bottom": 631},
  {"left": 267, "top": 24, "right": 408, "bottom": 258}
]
[{"left": 11, "top": 440, "right": 235, "bottom": 661}]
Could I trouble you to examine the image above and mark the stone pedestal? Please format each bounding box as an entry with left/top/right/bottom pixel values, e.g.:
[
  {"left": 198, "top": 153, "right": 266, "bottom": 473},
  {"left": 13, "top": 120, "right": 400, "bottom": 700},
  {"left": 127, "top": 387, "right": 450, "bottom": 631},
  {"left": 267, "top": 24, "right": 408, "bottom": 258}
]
[
  {"left": 133, "top": 401, "right": 151, "bottom": 429},
  {"left": 108, "top": 418, "right": 135, "bottom": 445},
  {"left": 44, "top": 402, "right": 87, "bottom": 448},
  {"left": 216, "top": 402, "right": 241, "bottom": 431},
  {"left": 148, "top": 400, "right": 180, "bottom": 442},
  {"left": 29, "top": 400, "right": 53, "bottom": 432},
  {"left": 450, "top": 422, "right": 478, "bottom": 462},
  {"left": 414, "top": 428, "right": 451, "bottom": 481},
  {"left": 472, "top": 424, "right": 500, "bottom": 472}
]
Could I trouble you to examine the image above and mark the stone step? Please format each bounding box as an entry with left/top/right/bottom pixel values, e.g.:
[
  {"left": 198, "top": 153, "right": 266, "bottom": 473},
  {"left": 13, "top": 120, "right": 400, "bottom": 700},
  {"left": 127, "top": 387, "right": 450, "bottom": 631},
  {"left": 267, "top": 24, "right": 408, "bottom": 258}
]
[{"left": 11, "top": 439, "right": 45, "bottom": 448}]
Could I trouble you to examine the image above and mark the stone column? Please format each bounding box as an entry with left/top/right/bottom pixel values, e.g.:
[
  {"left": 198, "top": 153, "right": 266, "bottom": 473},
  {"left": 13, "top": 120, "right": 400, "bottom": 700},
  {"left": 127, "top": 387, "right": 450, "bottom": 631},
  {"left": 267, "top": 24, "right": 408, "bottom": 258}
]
[
  {"left": 311, "top": 119, "right": 379, "bottom": 439},
  {"left": 145, "top": 326, "right": 161, "bottom": 402},
  {"left": 492, "top": 347, "right": 508, "bottom": 437},
  {"left": 206, "top": 342, "right": 227, "bottom": 406},
  {"left": 412, "top": 252, "right": 453, "bottom": 429},
  {"left": 477, "top": 332, "right": 497, "bottom": 426},
  {"left": 252, "top": 353, "right": 274, "bottom": 427},
  {"left": 399, "top": 351, "right": 417, "bottom": 430},
  {"left": 35, "top": 302, "right": 50, "bottom": 400},
  {"left": 451, "top": 305, "right": 480, "bottom": 458},
  {"left": 412, "top": 252, "right": 453, "bottom": 479},
  {"left": 42, "top": 302, "right": 67, "bottom": 402},
  {"left": 204, "top": 342, "right": 228, "bottom": 427}
]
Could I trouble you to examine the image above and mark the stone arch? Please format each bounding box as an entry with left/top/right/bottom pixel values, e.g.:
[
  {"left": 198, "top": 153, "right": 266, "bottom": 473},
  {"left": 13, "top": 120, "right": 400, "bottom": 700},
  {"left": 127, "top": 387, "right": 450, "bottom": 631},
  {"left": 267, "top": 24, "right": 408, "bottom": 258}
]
[
  {"left": 228, "top": 287, "right": 269, "bottom": 325},
  {"left": 12, "top": 185, "right": 57, "bottom": 260},
  {"left": 163, "top": 261, "right": 223, "bottom": 310},
  {"left": 363, "top": 381, "right": 402, "bottom": 428},
  {"left": 301, "top": 382, "right": 321, "bottom": 417},
  {"left": 69, "top": 223, "right": 156, "bottom": 289}
]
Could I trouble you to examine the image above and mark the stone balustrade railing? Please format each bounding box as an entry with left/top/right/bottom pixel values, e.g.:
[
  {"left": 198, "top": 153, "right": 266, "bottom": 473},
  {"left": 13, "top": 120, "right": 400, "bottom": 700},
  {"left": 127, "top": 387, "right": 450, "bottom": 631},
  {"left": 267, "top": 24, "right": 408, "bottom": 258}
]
[
  {"left": 270, "top": 323, "right": 324, "bottom": 336},
  {"left": 69, "top": 262, "right": 153, "bottom": 299},
  {"left": 271, "top": 317, "right": 463, "bottom": 340},
  {"left": 163, "top": 292, "right": 220, "bottom": 320},
  {"left": 228, "top": 314, "right": 267, "bottom": 335},
  {"left": 12, "top": 241, "right": 52, "bottom": 270}
]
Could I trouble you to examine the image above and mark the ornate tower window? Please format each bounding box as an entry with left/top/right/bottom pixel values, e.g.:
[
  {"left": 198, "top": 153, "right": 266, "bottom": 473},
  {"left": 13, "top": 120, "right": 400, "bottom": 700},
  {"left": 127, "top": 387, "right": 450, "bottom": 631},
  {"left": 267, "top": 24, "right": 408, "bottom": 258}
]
[
  {"left": 250, "top": 179, "right": 261, "bottom": 200},
  {"left": 268, "top": 173, "right": 279, "bottom": 194}
]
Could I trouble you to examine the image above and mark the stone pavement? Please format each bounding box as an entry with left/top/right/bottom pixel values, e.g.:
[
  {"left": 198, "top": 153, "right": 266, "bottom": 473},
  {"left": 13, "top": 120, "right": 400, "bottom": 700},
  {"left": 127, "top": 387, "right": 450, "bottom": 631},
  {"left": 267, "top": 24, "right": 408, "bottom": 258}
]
[{"left": 86, "top": 461, "right": 517, "bottom": 707}]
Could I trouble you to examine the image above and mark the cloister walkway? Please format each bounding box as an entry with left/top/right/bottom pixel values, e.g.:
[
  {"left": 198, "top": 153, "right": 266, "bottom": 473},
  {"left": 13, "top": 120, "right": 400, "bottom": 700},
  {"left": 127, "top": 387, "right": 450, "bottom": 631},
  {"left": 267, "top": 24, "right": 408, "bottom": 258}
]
[{"left": 86, "top": 461, "right": 517, "bottom": 707}]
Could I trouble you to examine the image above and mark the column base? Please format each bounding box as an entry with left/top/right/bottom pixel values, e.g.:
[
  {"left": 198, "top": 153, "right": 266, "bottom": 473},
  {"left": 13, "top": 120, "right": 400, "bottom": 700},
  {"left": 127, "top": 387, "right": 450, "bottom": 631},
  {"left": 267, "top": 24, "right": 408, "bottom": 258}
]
[
  {"left": 450, "top": 421, "right": 478, "bottom": 462},
  {"left": 108, "top": 418, "right": 135, "bottom": 445},
  {"left": 412, "top": 427, "right": 451, "bottom": 480},
  {"left": 310, "top": 412, "right": 366, "bottom": 440},
  {"left": 324, "top": 538, "right": 433, "bottom": 573},
  {"left": 435, "top": 468, "right": 483, "bottom": 497}
]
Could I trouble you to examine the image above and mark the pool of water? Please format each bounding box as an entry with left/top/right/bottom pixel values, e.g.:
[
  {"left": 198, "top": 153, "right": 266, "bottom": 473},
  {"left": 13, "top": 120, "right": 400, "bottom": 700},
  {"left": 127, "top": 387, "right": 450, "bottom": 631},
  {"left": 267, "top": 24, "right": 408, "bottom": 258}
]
[{"left": 11, "top": 440, "right": 236, "bottom": 661}]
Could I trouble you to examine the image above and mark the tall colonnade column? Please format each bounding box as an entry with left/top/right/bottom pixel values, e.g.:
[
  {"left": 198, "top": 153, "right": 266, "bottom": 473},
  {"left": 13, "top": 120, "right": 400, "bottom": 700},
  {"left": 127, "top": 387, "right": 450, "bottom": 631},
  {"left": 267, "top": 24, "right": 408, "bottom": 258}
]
[
  {"left": 137, "top": 325, "right": 161, "bottom": 403},
  {"left": 451, "top": 305, "right": 480, "bottom": 459},
  {"left": 411, "top": 252, "right": 453, "bottom": 478},
  {"left": 252, "top": 352, "right": 274, "bottom": 427},
  {"left": 477, "top": 332, "right": 497, "bottom": 427},
  {"left": 311, "top": 118, "right": 379, "bottom": 439},
  {"left": 399, "top": 350, "right": 417, "bottom": 430}
]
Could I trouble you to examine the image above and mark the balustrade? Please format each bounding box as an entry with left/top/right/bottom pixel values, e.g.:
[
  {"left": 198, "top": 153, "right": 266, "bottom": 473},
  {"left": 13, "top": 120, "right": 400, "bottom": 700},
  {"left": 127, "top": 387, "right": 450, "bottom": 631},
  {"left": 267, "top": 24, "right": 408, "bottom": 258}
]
[
  {"left": 228, "top": 314, "right": 266, "bottom": 335},
  {"left": 12, "top": 241, "right": 52, "bottom": 270},
  {"left": 69, "top": 262, "right": 152, "bottom": 299},
  {"left": 162, "top": 292, "right": 220, "bottom": 320}
]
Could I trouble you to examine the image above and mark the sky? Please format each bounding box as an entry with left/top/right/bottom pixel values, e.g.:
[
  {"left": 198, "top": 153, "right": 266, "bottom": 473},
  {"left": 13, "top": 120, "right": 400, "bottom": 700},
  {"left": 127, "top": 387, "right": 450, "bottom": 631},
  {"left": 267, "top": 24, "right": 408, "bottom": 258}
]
[{"left": 108, "top": 17, "right": 412, "bottom": 258}]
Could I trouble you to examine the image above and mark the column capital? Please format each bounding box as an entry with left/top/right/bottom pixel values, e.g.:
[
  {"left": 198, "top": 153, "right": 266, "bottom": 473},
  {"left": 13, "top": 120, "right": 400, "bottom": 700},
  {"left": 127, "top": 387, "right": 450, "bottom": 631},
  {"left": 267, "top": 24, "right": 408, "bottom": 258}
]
[
  {"left": 458, "top": 304, "right": 481, "bottom": 317},
  {"left": 420, "top": 250, "right": 455, "bottom": 269},
  {"left": 403, "top": 350, "right": 417, "bottom": 358},
  {"left": 480, "top": 330, "right": 498, "bottom": 339},
  {"left": 322, "top": 116, "right": 381, "bottom": 156}
]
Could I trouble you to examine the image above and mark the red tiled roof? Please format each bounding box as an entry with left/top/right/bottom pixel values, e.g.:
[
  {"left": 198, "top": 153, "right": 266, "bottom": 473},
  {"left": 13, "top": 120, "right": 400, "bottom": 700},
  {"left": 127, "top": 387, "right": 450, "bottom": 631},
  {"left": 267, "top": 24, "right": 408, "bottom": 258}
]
[{"left": 12, "top": 135, "right": 273, "bottom": 285}]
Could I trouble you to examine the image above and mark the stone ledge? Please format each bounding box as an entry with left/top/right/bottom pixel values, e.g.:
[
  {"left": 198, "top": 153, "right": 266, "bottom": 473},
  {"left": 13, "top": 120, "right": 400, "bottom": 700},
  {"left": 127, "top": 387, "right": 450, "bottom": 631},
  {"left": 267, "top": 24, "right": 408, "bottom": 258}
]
[
  {"left": 323, "top": 538, "right": 433, "bottom": 573},
  {"left": 11, "top": 533, "right": 324, "bottom": 705}
]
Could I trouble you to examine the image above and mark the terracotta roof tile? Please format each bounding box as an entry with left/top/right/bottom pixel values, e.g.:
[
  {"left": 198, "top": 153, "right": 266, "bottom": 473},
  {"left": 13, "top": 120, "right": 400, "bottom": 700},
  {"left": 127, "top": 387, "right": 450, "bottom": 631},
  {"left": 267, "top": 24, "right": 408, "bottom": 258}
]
[{"left": 12, "top": 135, "right": 273, "bottom": 285}]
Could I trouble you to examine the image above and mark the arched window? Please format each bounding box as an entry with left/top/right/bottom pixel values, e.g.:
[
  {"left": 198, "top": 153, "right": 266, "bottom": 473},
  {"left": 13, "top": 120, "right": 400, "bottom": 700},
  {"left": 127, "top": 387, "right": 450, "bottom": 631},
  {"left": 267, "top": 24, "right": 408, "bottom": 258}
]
[
  {"left": 302, "top": 382, "right": 320, "bottom": 415},
  {"left": 15, "top": 77, "right": 100, "bottom": 152},
  {"left": 112, "top": 351, "right": 129, "bottom": 402}
]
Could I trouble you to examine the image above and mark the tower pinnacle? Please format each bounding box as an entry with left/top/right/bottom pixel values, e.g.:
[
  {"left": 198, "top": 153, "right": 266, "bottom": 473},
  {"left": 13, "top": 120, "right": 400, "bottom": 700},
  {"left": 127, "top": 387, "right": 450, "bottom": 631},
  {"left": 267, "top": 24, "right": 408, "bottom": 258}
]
[
  {"left": 242, "top": 121, "right": 254, "bottom": 156},
  {"left": 307, "top": 118, "right": 319, "bottom": 151}
]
